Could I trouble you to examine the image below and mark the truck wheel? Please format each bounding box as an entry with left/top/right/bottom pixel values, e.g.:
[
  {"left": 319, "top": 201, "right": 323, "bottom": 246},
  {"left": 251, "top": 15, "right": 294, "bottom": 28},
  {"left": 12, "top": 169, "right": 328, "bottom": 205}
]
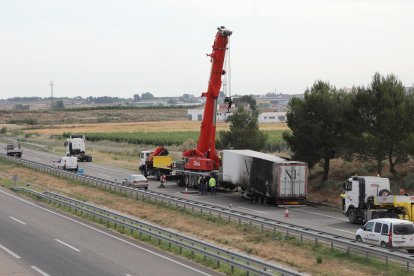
[
  {"left": 379, "top": 189, "right": 390, "bottom": 196},
  {"left": 356, "top": 236, "right": 362, "bottom": 242},
  {"left": 348, "top": 209, "right": 357, "bottom": 224},
  {"left": 381, "top": 241, "right": 388, "bottom": 248}
]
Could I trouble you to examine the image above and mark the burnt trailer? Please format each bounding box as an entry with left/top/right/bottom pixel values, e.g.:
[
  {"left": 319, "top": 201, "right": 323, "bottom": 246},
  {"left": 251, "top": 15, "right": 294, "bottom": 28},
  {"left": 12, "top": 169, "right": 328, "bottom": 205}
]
[{"left": 221, "top": 150, "right": 307, "bottom": 205}]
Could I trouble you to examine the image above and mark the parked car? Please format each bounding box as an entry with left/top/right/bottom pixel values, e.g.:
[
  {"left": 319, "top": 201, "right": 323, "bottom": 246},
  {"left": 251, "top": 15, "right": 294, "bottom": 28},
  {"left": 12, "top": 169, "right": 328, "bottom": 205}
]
[
  {"left": 356, "top": 218, "right": 414, "bottom": 253},
  {"left": 122, "top": 174, "right": 148, "bottom": 189}
]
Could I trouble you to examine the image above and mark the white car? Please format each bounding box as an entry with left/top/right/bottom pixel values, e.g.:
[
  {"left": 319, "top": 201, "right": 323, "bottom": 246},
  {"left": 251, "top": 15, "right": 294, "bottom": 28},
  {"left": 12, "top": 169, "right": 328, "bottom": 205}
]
[
  {"left": 356, "top": 218, "right": 414, "bottom": 253},
  {"left": 122, "top": 174, "right": 149, "bottom": 189}
]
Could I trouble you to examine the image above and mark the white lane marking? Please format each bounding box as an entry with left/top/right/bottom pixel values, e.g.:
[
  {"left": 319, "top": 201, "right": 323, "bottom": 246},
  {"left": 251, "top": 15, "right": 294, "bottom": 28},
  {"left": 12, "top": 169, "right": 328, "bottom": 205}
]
[
  {"left": 0, "top": 244, "right": 21, "bottom": 259},
  {"left": 238, "top": 207, "right": 267, "bottom": 214},
  {"left": 293, "top": 209, "right": 348, "bottom": 221},
  {"left": 326, "top": 227, "right": 355, "bottom": 235},
  {"left": 55, "top": 239, "right": 81, "bottom": 252},
  {"left": 100, "top": 174, "right": 111, "bottom": 178},
  {"left": 125, "top": 274, "right": 132, "bottom": 276},
  {"left": 0, "top": 190, "right": 212, "bottom": 276},
  {"left": 31, "top": 266, "right": 50, "bottom": 276},
  {"left": 9, "top": 216, "right": 27, "bottom": 225}
]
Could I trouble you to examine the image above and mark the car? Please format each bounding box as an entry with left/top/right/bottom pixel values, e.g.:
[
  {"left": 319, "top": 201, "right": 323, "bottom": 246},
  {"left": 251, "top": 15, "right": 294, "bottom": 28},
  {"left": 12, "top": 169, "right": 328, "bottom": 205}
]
[
  {"left": 122, "top": 174, "right": 148, "bottom": 189},
  {"left": 356, "top": 218, "right": 414, "bottom": 253}
]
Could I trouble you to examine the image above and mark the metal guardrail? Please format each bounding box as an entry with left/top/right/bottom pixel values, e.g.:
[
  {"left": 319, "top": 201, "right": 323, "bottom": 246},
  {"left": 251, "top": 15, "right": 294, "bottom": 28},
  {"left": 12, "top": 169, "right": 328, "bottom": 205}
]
[
  {"left": 17, "top": 187, "right": 300, "bottom": 276},
  {"left": 2, "top": 153, "right": 414, "bottom": 272}
]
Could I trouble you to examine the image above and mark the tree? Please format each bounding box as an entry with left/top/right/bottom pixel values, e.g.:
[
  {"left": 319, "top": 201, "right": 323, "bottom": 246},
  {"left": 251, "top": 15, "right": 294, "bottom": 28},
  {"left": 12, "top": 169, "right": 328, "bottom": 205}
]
[
  {"left": 283, "top": 81, "right": 348, "bottom": 183},
  {"left": 233, "top": 95, "right": 256, "bottom": 111},
  {"left": 141, "top": 92, "right": 155, "bottom": 100},
  {"left": 219, "top": 106, "right": 266, "bottom": 151},
  {"left": 344, "top": 73, "right": 414, "bottom": 175},
  {"left": 133, "top": 94, "right": 141, "bottom": 102},
  {"left": 54, "top": 100, "right": 65, "bottom": 109}
]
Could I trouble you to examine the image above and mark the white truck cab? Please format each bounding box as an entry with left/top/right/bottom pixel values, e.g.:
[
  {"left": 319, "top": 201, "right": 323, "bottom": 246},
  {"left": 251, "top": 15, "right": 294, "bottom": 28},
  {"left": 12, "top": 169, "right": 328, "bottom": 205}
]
[
  {"left": 139, "top": 151, "right": 153, "bottom": 168},
  {"left": 343, "top": 176, "right": 392, "bottom": 224}
]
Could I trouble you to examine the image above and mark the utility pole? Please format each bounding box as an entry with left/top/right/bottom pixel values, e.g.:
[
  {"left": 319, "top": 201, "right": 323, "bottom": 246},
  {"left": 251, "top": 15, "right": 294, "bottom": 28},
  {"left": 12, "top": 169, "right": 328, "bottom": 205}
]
[{"left": 50, "top": 81, "right": 54, "bottom": 109}]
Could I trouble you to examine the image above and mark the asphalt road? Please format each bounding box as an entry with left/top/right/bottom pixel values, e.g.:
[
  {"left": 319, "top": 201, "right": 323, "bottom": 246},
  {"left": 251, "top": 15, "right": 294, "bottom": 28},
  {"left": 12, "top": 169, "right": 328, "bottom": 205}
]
[
  {"left": 1, "top": 142, "right": 360, "bottom": 240},
  {"left": 0, "top": 187, "right": 218, "bottom": 276}
]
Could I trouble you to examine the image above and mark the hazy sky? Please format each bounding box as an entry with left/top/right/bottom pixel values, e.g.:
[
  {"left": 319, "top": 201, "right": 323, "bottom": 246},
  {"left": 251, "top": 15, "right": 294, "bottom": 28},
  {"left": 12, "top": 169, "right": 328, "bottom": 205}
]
[{"left": 1, "top": 0, "right": 413, "bottom": 99}]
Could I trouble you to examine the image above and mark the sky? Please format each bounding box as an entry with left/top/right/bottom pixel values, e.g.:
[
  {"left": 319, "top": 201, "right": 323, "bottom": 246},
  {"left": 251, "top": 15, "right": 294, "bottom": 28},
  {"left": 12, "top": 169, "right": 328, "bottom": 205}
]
[{"left": 1, "top": 0, "right": 413, "bottom": 99}]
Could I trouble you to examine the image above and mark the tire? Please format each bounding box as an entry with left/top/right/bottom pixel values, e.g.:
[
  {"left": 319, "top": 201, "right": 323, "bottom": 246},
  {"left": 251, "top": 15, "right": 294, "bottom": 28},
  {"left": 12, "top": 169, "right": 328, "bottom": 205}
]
[
  {"left": 407, "top": 249, "right": 414, "bottom": 254},
  {"left": 372, "top": 212, "right": 380, "bottom": 219},
  {"left": 356, "top": 236, "right": 362, "bottom": 242},
  {"left": 348, "top": 209, "right": 357, "bottom": 224},
  {"left": 379, "top": 189, "right": 390, "bottom": 196},
  {"left": 381, "top": 241, "right": 388, "bottom": 248}
]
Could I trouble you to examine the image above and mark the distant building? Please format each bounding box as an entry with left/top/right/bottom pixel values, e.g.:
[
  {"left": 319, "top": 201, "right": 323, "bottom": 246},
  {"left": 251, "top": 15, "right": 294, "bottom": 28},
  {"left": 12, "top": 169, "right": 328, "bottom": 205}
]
[
  {"left": 258, "top": 112, "right": 287, "bottom": 123},
  {"left": 187, "top": 103, "right": 233, "bottom": 121}
]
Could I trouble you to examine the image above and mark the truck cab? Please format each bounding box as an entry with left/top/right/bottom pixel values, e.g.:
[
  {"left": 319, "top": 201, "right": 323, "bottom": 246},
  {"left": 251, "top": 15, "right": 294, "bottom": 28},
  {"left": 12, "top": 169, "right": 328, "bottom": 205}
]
[
  {"left": 139, "top": 151, "right": 153, "bottom": 169},
  {"left": 5, "top": 144, "right": 22, "bottom": 157},
  {"left": 344, "top": 176, "right": 392, "bottom": 224}
]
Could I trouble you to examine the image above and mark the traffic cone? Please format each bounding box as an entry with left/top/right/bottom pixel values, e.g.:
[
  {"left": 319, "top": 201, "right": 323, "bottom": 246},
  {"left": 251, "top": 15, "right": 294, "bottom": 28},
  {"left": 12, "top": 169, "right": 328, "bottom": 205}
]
[{"left": 285, "top": 208, "right": 289, "bottom": 218}]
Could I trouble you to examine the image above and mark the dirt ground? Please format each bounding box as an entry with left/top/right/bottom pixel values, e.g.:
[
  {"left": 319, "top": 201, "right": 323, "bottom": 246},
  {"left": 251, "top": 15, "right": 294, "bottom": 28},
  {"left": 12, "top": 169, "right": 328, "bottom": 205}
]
[{"left": 0, "top": 163, "right": 403, "bottom": 276}]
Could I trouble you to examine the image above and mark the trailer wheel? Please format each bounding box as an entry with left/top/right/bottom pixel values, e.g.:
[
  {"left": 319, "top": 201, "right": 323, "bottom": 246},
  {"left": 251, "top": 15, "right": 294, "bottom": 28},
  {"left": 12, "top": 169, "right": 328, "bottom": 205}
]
[
  {"left": 348, "top": 209, "right": 357, "bottom": 224},
  {"left": 372, "top": 212, "right": 380, "bottom": 219}
]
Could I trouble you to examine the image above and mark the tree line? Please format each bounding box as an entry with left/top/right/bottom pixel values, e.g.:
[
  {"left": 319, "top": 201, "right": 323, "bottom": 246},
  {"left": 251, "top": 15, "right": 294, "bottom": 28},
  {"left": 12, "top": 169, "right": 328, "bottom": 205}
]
[
  {"left": 284, "top": 73, "right": 414, "bottom": 182},
  {"left": 218, "top": 73, "right": 414, "bottom": 183}
]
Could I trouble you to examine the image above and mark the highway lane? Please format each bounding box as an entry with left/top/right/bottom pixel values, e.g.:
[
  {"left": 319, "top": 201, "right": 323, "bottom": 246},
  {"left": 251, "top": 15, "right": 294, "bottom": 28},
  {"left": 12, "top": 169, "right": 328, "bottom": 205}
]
[
  {"left": 0, "top": 187, "right": 218, "bottom": 276},
  {"left": 1, "top": 142, "right": 360, "bottom": 239}
]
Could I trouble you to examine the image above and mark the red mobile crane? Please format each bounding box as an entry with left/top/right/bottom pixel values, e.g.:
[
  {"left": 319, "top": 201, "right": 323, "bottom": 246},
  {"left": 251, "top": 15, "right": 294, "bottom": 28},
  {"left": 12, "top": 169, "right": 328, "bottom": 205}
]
[{"left": 183, "top": 26, "right": 232, "bottom": 172}]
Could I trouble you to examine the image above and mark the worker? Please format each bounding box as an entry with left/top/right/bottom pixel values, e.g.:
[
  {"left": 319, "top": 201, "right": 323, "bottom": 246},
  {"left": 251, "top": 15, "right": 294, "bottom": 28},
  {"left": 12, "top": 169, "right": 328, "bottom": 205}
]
[
  {"left": 197, "top": 176, "right": 205, "bottom": 196},
  {"left": 209, "top": 175, "right": 216, "bottom": 195},
  {"left": 159, "top": 174, "right": 166, "bottom": 188},
  {"left": 340, "top": 190, "right": 346, "bottom": 211}
]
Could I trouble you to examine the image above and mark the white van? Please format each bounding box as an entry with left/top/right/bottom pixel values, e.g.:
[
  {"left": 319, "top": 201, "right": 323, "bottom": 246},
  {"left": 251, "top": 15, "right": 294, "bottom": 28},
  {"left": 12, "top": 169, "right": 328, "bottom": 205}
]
[
  {"left": 52, "top": 156, "right": 78, "bottom": 171},
  {"left": 356, "top": 218, "right": 414, "bottom": 253}
]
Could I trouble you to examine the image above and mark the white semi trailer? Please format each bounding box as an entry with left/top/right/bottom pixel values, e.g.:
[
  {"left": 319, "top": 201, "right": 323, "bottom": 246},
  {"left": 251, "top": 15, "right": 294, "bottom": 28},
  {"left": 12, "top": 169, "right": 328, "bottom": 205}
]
[{"left": 221, "top": 150, "right": 307, "bottom": 205}]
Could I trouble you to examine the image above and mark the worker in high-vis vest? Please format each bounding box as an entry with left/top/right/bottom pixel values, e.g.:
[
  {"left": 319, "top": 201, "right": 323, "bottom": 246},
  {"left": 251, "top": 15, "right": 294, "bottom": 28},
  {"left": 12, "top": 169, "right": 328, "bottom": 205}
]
[{"left": 209, "top": 176, "right": 216, "bottom": 195}]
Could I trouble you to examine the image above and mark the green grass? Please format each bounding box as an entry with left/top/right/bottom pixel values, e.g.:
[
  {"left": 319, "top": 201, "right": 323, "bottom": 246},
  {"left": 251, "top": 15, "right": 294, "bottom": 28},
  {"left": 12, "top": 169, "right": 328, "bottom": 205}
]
[{"left": 61, "top": 130, "right": 287, "bottom": 149}]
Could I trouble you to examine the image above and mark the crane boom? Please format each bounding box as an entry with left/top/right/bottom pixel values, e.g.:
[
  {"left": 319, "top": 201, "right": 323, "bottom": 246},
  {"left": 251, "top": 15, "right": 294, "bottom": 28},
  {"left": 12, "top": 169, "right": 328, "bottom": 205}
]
[{"left": 183, "top": 26, "right": 232, "bottom": 171}]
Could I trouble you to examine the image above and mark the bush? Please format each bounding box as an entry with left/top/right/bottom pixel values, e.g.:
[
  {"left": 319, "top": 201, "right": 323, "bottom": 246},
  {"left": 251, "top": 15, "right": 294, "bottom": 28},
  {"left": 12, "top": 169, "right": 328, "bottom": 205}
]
[
  {"left": 8, "top": 118, "right": 38, "bottom": 125},
  {"left": 0, "top": 126, "right": 7, "bottom": 134},
  {"left": 316, "top": 255, "right": 323, "bottom": 264},
  {"left": 401, "top": 173, "right": 414, "bottom": 192}
]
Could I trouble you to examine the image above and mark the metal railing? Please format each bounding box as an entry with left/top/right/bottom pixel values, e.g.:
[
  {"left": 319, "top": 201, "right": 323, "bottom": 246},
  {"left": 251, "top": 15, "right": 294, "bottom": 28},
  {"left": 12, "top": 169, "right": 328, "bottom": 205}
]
[
  {"left": 2, "top": 153, "right": 414, "bottom": 272},
  {"left": 18, "top": 187, "right": 300, "bottom": 276}
]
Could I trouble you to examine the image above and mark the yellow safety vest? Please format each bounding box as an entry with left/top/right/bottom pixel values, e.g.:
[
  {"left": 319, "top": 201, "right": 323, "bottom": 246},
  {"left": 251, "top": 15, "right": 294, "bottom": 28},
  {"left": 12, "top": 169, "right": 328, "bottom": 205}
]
[{"left": 209, "top": 177, "right": 216, "bottom": 188}]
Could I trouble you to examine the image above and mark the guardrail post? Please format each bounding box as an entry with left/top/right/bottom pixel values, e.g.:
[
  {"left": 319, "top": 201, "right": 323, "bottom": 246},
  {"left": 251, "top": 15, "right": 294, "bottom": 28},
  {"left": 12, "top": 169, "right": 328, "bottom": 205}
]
[
  {"left": 385, "top": 256, "right": 388, "bottom": 267},
  {"left": 407, "top": 261, "right": 409, "bottom": 272}
]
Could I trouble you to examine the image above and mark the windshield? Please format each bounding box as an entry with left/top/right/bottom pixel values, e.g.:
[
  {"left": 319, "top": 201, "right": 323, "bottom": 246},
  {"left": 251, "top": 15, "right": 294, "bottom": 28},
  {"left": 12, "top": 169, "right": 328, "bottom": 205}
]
[{"left": 393, "top": 224, "right": 414, "bottom": 235}]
